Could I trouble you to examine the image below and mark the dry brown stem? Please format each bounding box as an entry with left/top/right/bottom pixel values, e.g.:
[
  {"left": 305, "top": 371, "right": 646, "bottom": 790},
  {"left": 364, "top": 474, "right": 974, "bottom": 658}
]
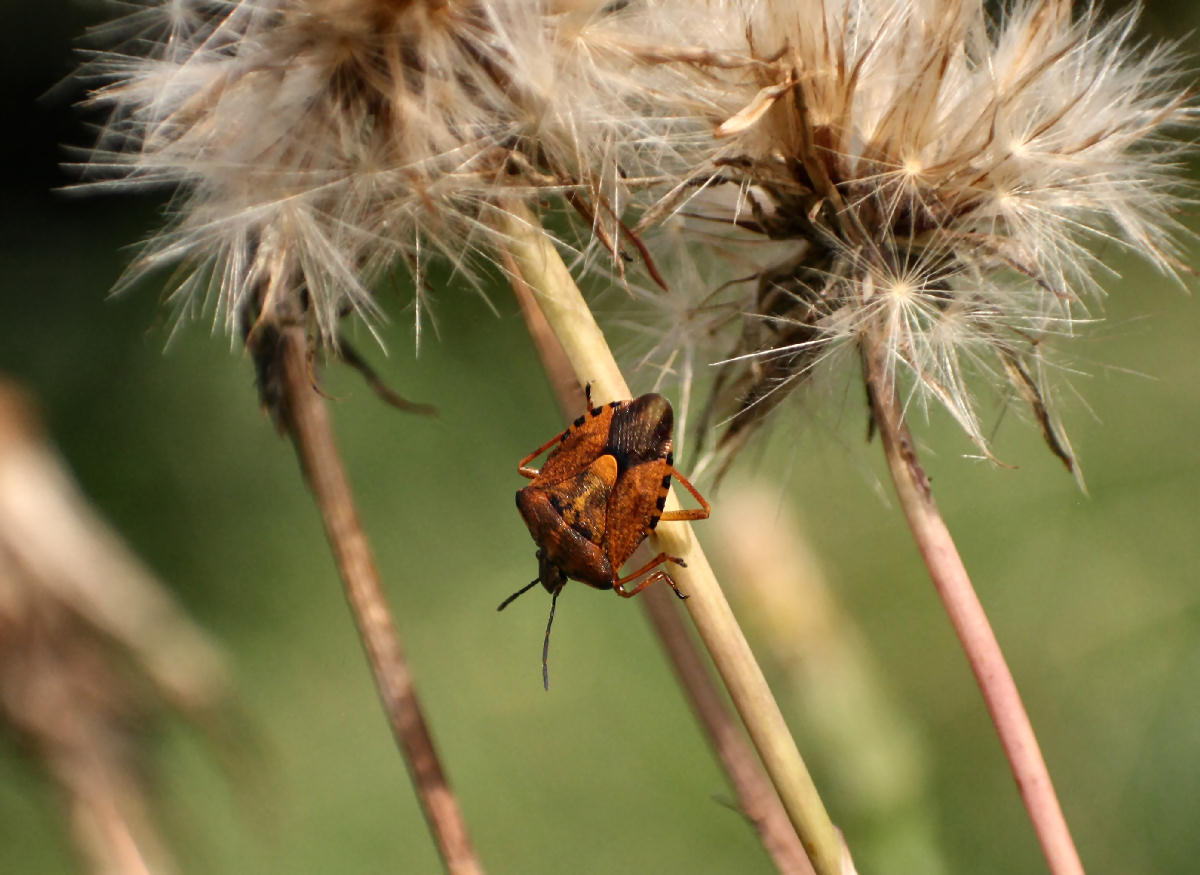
[{"left": 266, "top": 324, "right": 481, "bottom": 875}]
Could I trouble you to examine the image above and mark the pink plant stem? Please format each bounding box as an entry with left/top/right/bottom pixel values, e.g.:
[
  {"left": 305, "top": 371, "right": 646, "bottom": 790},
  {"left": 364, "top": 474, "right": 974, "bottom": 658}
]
[{"left": 864, "top": 351, "right": 1084, "bottom": 875}]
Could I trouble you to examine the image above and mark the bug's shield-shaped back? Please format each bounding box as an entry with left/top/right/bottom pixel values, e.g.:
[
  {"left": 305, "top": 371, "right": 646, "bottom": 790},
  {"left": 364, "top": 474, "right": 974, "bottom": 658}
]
[
  {"left": 516, "top": 454, "right": 618, "bottom": 588},
  {"left": 603, "top": 458, "right": 674, "bottom": 571},
  {"left": 524, "top": 393, "right": 675, "bottom": 487},
  {"left": 529, "top": 408, "right": 616, "bottom": 486}
]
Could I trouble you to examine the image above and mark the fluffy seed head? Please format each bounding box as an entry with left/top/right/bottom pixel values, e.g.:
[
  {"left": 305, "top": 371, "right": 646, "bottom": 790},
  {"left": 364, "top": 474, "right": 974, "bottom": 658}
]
[
  {"left": 80, "top": 0, "right": 636, "bottom": 346},
  {"left": 620, "top": 0, "right": 1195, "bottom": 472}
]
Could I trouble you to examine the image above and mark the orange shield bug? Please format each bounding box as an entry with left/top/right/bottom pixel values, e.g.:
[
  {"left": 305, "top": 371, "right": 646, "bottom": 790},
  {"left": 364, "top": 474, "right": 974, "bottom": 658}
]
[{"left": 501, "top": 386, "right": 710, "bottom": 688}]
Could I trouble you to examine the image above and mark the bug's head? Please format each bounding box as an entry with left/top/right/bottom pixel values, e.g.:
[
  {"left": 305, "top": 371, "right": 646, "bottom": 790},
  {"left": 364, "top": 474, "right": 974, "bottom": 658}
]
[
  {"left": 498, "top": 550, "right": 566, "bottom": 690},
  {"left": 497, "top": 549, "right": 566, "bottom": 610},
  {"left": 535, "top": 548, "right": 568, "bottom": 594}
]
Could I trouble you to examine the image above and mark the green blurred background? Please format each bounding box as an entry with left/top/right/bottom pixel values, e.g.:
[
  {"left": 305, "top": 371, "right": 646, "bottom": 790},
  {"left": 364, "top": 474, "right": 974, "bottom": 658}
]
[{"left": 2, "top": 2, "right": 1197, "bottom": 873}]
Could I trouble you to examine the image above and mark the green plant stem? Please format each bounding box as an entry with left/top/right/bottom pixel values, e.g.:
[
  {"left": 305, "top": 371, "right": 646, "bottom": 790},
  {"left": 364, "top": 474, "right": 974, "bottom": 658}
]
[
  {"left": 498, "top": 203, "right": 847, "bottom": 875},
  {"left": 863, "top": 348, "right": 1084, "bottom": 875},
  {"left": 506, "top": 254, "right": 814, "bottom": 874}
]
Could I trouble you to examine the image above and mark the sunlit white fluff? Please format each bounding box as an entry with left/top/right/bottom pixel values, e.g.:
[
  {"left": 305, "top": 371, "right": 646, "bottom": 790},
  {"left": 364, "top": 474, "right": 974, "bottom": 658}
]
[
  {"left": 612, "top": 0, "right": 1194, "bottom": 471},
  {"left": 81, "top": 0, "right": 645, "bottom": 346}
]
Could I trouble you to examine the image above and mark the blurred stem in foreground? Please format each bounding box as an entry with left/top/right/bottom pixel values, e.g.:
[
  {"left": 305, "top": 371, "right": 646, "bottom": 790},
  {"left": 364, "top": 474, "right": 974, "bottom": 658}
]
[
  {"left": 862, "top": 345, "right": 1084, "bottom": 875},
  {"left": 498, "top": 202, "right": 852, "bottom": 875},
  {"left": 247, "top": 320, "right": 481, "bottom": 875},
  {"left": 506, "top": 249, "right": 814, "bottom": 875},
  {"left": 0, "top": 378, "right": 242, "bottom": 875}
]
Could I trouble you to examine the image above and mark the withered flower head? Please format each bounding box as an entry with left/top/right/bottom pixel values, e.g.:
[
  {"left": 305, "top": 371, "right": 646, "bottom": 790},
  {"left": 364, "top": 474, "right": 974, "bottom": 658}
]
[
  {"left": 624, "top": 0, "right": 1194, "bottom": 473},
  {"left": 80, "top": 0, "right": 633, "bottom": 346}
]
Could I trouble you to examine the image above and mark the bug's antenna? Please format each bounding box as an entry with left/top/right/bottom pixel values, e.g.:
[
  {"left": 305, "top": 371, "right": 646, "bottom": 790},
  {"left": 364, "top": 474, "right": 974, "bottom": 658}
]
[
  {"left": 497, "top": 578, "right": 540, "bottom": 611},
  {"left": 542, "top": 587, "right": 561, "bottom": 691}
]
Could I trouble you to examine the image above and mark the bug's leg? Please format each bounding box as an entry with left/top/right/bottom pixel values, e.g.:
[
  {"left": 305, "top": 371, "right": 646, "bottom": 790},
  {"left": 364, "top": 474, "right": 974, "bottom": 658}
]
[
  {"left": 613, "top": 553, "right": 688, "bottom": 600},
  {"left": 657, "top": 466, "right": 712, "bottom": 522},
  {"left": 517, "top": 431, "right": 567, "bottom": 478},
  {"left": 615, "top": 569, "right": 687, "bottom": 600}
]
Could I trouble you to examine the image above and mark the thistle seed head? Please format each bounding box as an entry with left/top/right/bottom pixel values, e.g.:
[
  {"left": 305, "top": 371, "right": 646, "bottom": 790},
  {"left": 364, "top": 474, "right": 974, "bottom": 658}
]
[
  {"left": 618, "top": 0, "right": 1195, "bottom": 473},
  {"left": 80, "top": 0, "right": 637, "bottom": 347}
]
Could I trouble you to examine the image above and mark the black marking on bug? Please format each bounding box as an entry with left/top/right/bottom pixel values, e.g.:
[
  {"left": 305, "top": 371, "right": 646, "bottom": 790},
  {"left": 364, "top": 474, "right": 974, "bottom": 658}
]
[
  {"left": 660, "top": 474, "right": 672, "bottom": 488},
  {"left": 607, "top": 394, "right": 673, "bottom": 476},
  {"left": 666, "top": 451, "right": 674, "bottom": 466},
  {"left": 655, "top": 495, "right": 667, "bottom": 511},
  {"left": 573, "top": 415, "right": 585, "bottom": 428}
]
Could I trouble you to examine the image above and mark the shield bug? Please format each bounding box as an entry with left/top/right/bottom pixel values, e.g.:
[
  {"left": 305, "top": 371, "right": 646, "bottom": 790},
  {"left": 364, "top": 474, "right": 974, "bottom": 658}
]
[{"left": 501, "top": 386, "right": 710, "bottom": 688}]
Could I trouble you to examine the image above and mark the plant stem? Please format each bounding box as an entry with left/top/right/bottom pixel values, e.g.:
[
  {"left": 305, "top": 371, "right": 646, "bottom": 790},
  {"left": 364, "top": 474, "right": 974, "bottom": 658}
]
[
  {"left": 862, "top": 348, "right": 1084, "bottom": 875},
  {"left": 640, "top": 584, "right": 818, "bottom": 875},
  {"left": 498, "top": 204, "right": 847, "bottom": 875},
  {"left": 506, "top": 254, "right": 814, "bottom": 874},
  {"left": 270, "top": 324, "right": 482, "bottom": 875}
]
